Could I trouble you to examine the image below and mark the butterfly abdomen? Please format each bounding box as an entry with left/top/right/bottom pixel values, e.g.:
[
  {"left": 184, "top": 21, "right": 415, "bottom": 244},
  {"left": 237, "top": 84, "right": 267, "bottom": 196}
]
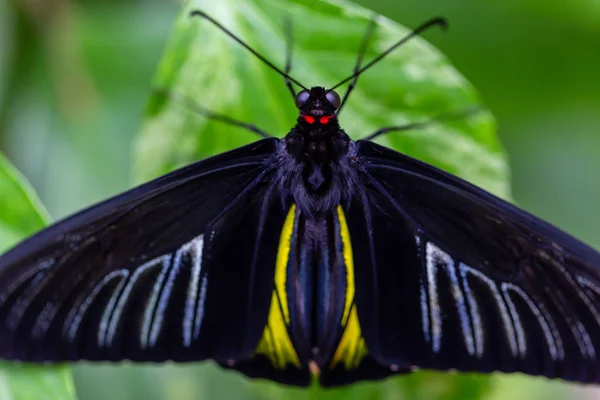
[{"left": 240, "top": 203, "right": 399, "bottom": 386}]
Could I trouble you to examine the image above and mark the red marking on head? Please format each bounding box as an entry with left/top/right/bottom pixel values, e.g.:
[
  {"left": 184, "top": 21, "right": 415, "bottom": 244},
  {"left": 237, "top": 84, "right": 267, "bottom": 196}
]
[
  {"left": 319, "top": 115, "right": 333, "bottom": 124},
  {"left": 302, "top": 115, "right": 315, "bottom": 124}
]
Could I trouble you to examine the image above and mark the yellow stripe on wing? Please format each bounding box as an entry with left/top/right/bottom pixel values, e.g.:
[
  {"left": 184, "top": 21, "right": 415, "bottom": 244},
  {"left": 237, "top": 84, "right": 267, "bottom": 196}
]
[
  {"left": 337, "top": 206, "right": 354, "bottom": 325},
  {"left": 275, "top": 204, "right": 296, "bottom": 325},
  {"left": 255, "top": 291, "right": 301, "bottom": 368},
  {"left": 330, "top": 206, "right": 368, "bottom": 370},
  {"left": 330, "top": 305, "right": 368, "bottom": 370},
  {"left": 255, "top": 204, "right": 301, "bottom": 369}
]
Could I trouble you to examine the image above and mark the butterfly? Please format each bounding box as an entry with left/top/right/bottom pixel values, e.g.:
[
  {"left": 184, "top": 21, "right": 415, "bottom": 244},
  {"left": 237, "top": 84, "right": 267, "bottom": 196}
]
[{"left": 0, "top": 10, "right": 599, "bottom": 388}]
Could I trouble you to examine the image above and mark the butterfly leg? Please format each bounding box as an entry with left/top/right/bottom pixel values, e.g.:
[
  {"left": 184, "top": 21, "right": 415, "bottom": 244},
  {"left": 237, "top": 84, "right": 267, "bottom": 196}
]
[
  {"left": 362, "top": 106, "right": 482, "bottom": 141},
  {"left": 153, "top": 89, "right": 272, "bottom": 139}
]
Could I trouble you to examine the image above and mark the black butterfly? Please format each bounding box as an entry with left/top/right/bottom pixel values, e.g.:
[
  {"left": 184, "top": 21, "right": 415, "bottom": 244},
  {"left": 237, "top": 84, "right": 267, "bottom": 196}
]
[{"left": 1, "top": 10, "right": 600, "bottom": 388}]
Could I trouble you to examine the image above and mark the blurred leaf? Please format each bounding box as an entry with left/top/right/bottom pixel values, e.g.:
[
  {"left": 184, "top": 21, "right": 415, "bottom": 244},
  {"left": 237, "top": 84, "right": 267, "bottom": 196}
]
[
  {"left": 0, "top": 363, "right": 75, "bottom": 400},
  {"left": 0, "top": 153, "right": 49, "bottom": 252},
  {"left": 133, "top": 0, "right": 508, "bottom": 398},
  {"left": 0, "top": 153, "right": 75, "bottom": 399},
  {"left": 252, "top": 370, "right": 493, "bottom": 400}
]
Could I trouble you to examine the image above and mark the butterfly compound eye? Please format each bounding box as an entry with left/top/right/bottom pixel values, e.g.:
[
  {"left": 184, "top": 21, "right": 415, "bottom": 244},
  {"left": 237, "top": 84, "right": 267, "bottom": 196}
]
[
  {"left": 325, "top": 90, "right": 341, "bottom": 109},
  {"left": 295, "top": 90, "right": 311, "bottom": 109}
]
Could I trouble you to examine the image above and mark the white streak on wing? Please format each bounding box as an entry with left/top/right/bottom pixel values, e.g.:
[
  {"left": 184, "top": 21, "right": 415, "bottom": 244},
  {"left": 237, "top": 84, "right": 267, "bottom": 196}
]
[
  {"left": 578, "top": 276, "right": 600, "bottom": 298},
  {"left": 31, "top": 302, "right": 58, "bottom": 339},
  {"left": 500, "top": 284, "right": 527, "bottom": 358},
  {"left": 537, "top": 301, "right": 565, "bottom": 360},
  {"left": 502, "top": 282, "right": 561, "bottom": 361},
  {"left": 560, "top": 303, "right": 596, "bottom": 360},
  {"left": 1, "top": 258, "right": 54, "bottom": 307},
  {"left": 460, "top": 264, "right": 518, "bottom": 357},
  {"left": 446, "top": 261, "right": 475, "bottom": 356},
  {"left": 425, "top": 242, "right": 475, "bottom": 355},
  {"left": 575, "top": 276, "right": 600, "bottom": 359},
  {"left": 416, "top": 236, "right": 431, "bottom": 343},
  {"left": 139, "top": 255, "right": 173, "bottom": 349},
  {"left": 98, "top": 271, "right": 130, "bottom": 347},
  {"left": 577, "top": 275, "right": 600, "bottom": 357},
  {"left": 102, "top": 257, "right": 166, "bottom": 347},
  {"left": 149, "top": 234, "right": 204, "bottom": 348},
  {"left": 420, "top": 279, "right": 431, "bottom": 343},
  {"left": 459, "top": 263, "right": 484, "bottom": 357},
  {"left": 425, "top": 242, "right": 442, "bottom": 352},
  {"left": 6, "top": 267, "right": 53, "bottom": 330},
  {"left": 182, "top": 235, "right": 204, "bottom": 347},
  {"left": 574, "top": 320, "right": 595, "bottom": 360},
  {"left": 194, "top": 275, "right": 209, "bottom": 340},
  {"left": 64, "top": 270, "right": 128, "bottom": 342},
  {"left": 12, "top": 260, "right": 59, "bottom": 337},
  {"left": 148, "top": 264, "right": 180, "bottom": 347},
  {"left": 539, "top": 252, "right": 597, "bottom": 359}
]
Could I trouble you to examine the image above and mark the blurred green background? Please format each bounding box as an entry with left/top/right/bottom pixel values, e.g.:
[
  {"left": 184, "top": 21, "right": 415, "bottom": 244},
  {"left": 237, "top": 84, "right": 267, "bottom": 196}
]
[{"left": 1, "top": 0, "right": 599, "bottom": 399}]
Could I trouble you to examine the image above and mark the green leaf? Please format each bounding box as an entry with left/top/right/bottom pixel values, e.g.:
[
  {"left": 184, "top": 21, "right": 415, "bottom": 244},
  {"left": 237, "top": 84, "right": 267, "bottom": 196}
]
[
  {"left": 0, "top": 153, "right": 76, "bottom": 400},
  {"left": 135, "top": 0, "right": 510, "bottom": 398},
  {"left": 0, "top": 364, "right": 76, "bottom": 400},
  {"left": 0, "top": 155, "right": 49, "bottom": 253},
  {"left": 251, "top": 371, "right": 494, "bottom": 400}
]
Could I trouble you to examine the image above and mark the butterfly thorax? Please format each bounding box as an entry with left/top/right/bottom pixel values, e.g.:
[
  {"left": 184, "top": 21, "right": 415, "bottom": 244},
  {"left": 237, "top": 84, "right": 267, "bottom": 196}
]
[{"left": 279, "top": 87, "right": 355, "bottom": 214}]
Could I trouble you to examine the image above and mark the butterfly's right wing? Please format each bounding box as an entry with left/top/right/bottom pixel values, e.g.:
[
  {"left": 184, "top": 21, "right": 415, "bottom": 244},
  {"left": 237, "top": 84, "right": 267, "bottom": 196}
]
[
  {"left": 345, "top": 140, "right": 600, "bottom": 383},
  {"left": 0, "top": 138, "right": 287, "bottom": 366}
]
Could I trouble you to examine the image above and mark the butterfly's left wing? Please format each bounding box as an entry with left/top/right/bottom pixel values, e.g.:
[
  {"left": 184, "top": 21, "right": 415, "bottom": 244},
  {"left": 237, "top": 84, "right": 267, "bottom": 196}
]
[
  {"left": 345, "top": 140, "right": 600, "bottom": 383},
  {"left": 0, "top": 138, "right": 291, "bottom": 368}
]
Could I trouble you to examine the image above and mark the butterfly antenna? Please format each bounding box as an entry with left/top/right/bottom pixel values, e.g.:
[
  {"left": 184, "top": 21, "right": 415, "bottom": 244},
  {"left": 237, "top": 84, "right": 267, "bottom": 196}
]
[
  {"left": 336, "top": 16, "right": 378, "bottom": 116},
  {"left": 329, "top": 17, "right": 448, "bottom": 92},
  {"left": 153, "top": 88, "right": 272, "bottom": 138},
  {"left": 283, "top": 16, "right": 296, "bottom": 98},
  {"left": 362, "top": 105, "right": 482, "bottom": 141},
  {"left": 190, "top": 11, "right": 308, "bottom": 91}
]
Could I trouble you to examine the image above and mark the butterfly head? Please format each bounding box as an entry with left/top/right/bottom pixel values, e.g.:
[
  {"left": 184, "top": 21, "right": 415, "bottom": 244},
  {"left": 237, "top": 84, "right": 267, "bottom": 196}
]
[
  {"left": 285, "top": 86, "right": 350, "bottom": 194},
  {"left": 295, "top": 87, "right": 340, "bottom": 128}
]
